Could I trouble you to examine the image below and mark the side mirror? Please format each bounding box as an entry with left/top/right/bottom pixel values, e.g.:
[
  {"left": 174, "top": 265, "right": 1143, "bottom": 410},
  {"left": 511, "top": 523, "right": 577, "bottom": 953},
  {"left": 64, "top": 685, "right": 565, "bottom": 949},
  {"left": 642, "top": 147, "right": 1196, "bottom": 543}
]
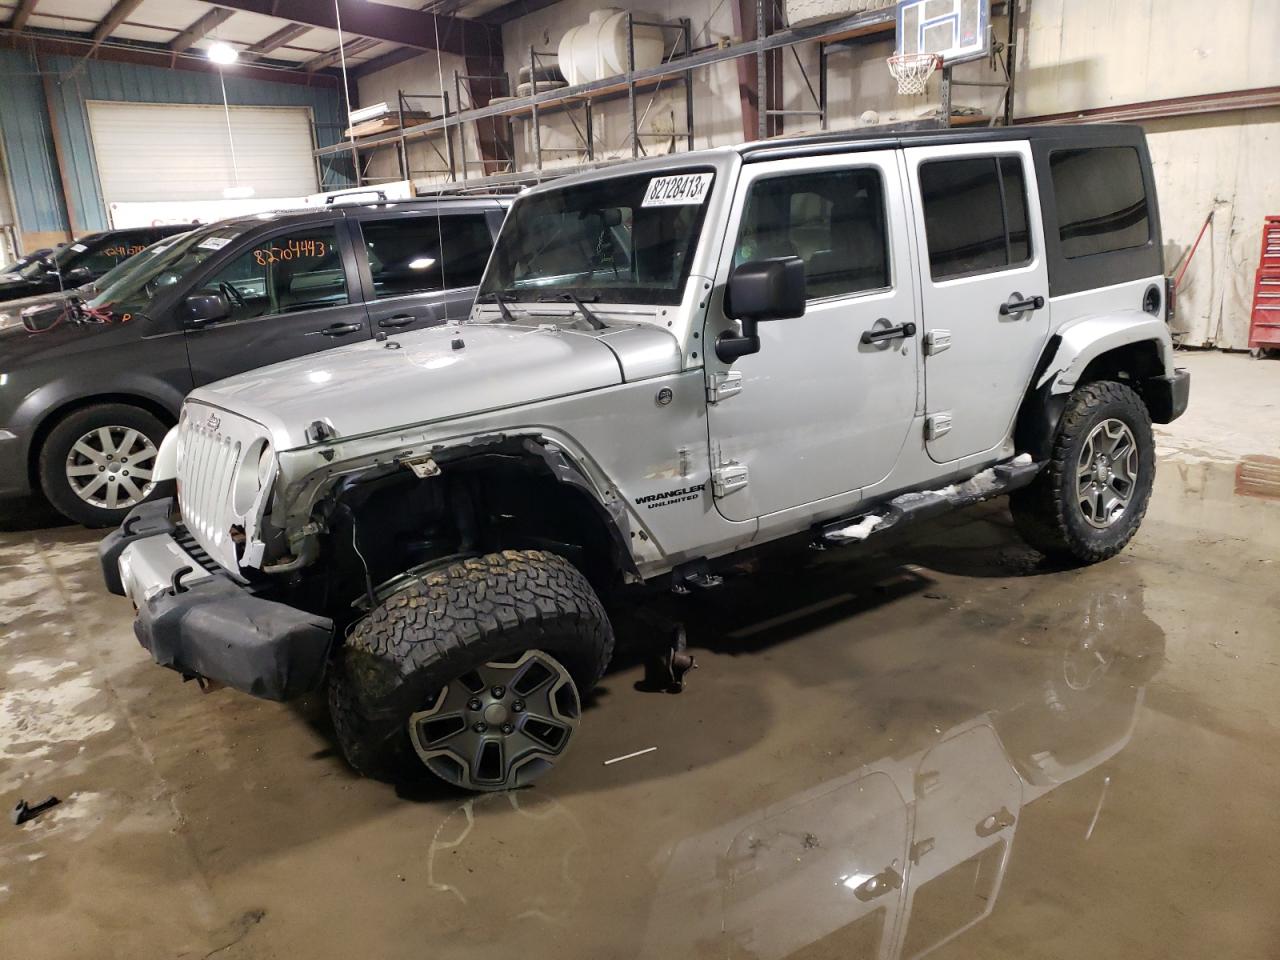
[
  {"left": 718, "top": 256, "right": 806, "bottom": 363},
  {"left": 63, "top": 266, "right": 93, "bottom": 284},
  {"left": 182, "top": 292, "right": 230, "bottom": 325}
]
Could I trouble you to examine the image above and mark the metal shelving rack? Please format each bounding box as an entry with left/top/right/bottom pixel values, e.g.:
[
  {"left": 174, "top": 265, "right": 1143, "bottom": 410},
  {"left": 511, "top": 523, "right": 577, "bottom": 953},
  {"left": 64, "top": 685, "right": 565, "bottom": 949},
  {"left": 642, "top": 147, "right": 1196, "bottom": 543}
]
[{"left": 314, "top": 1, "right": 1019, "bottom": 195}]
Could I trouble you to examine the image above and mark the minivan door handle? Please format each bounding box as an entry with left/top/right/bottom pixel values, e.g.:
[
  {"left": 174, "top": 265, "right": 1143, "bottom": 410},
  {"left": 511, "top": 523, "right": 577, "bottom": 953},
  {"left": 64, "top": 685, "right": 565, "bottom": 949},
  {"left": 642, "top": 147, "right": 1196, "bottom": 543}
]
[
  {"left": 999, "top": 295, "right": 1045, "bottom": 316},
  {"left": 861, "top": 321, "right": 917, "bottom": 344},
  {"left": 320, "top": 322, "right": 364, "bottom": 337},
  {"left": 378, "top": 315, "right": 415, "bottom": 329}
]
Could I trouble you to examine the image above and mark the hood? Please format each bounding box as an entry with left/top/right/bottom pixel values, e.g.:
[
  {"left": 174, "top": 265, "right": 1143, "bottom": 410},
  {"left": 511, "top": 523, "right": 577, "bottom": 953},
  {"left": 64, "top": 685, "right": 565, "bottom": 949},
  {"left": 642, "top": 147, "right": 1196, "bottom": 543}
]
[{"left": 189, "top": 323, "right": 633, "bottom": 450}]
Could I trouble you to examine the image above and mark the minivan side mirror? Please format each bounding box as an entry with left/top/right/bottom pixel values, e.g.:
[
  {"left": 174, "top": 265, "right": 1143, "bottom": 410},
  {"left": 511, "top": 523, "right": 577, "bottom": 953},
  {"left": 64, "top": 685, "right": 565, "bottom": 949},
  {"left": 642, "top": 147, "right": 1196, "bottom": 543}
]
[
  {"left": 717, "top": 256, "right": 806, "bottom": 363},
  {"left": 63, "top": 266, "right": 93, "bottom": 284},
  {"left": 182, "top": 292, "right": 230, "bottom": 325}
]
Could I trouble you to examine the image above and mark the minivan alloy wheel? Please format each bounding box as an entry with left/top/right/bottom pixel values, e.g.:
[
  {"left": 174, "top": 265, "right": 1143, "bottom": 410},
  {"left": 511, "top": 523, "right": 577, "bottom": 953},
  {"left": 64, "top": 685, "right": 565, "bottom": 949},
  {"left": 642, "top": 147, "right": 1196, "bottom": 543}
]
[
  {"left": 1075, "top": 418, "right": 1137, "bottom": 528},
  {"left": 65, "top": 425, "right": 158, "bottom": 510}
]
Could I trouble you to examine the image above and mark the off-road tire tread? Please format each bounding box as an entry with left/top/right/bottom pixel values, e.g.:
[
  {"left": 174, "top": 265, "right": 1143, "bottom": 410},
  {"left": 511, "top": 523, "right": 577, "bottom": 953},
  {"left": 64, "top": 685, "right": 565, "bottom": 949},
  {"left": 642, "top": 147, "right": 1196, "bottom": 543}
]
[
  {"left": 1010, "top": 380, "right": 1154, "bottom": 564},
  {"left": 328, "top": 549, "right": 613, "bottom": 780}
]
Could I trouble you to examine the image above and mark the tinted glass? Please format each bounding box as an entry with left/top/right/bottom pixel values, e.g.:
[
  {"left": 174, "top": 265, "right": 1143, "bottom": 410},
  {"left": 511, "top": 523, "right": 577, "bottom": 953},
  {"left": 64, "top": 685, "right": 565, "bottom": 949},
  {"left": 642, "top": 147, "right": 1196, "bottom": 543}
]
[
  {"left": 920, "top": 156, "right": 1033, "bottom": 281},
  {"left": 361, "top": 214, "right": 492, "bottom": 299},
  {"left": 193, "top": 227, "right": 348, "bottom": 323},
  {"left": 734, "top": 168, "right": 890, "bottom": 299},
  {"left": 76, "top": 234, "right": 151, "bottom": 274},
  {"left": 1000, "top": 156, "right": 1030, "bottom": 265},
  {"left": 1049, "top": 146, "right": 1150, "bottom": 258},
  {"left": 481, "top": 171, "right": 712, "bottom": 305}
]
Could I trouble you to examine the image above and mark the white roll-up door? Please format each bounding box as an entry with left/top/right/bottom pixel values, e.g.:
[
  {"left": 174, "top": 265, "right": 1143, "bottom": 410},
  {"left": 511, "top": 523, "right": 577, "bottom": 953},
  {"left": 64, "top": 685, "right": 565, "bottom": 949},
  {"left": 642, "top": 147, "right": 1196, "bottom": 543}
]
[{"left": 86, "top": 101, "right": 318, "bottom": 204}]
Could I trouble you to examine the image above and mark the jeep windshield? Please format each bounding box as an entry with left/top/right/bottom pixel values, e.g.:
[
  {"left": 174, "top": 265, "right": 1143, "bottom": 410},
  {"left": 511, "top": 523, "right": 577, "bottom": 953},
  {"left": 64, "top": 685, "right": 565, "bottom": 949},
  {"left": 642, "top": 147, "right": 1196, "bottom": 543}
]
[
  {"left": 86, "top": 224, "right": 246, "bottom": 319},
  {"left": 479, "top": 169, "right": 714, "bottom": 307}
]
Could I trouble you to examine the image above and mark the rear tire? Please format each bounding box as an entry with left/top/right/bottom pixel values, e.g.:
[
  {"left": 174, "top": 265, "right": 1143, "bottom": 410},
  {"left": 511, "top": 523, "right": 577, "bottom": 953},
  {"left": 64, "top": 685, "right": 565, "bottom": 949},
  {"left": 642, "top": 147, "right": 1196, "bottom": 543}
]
[
  {"left": 1010, "top": 380, "right": 1155, "bottom": 564},
  {"left": 38, "top": 403, "right": 167, "bottom": 528},
  {"left": 328, "top": 550, "right": 614, "bottom": 790}
]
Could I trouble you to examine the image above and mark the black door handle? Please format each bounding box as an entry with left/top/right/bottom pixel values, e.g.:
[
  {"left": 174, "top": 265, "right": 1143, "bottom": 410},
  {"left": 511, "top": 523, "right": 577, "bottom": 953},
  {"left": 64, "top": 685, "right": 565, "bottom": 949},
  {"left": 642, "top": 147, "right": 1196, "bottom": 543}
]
[
  {"left": 999, "top": 295, "right": 1046, "bottom": 316},
  {"left": 321, "top": 322, "right": 363, "bottom": 337},
  {"left": 378, "top": 315, "right": 415, "bottom": 329},
  {"left": 861, "top": 321, "right": 917, "bottom": 344}
]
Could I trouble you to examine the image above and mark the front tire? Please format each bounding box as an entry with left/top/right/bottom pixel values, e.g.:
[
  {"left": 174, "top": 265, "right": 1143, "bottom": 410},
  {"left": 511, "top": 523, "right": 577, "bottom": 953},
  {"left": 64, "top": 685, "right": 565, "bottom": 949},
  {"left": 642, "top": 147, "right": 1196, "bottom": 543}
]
[
  {"left": 1010, "top": 380, "right": 1155, "bottom": 564},
  {"left": 328, "top": 550, "right": 614, "bottom": 791},
  {"left": 38, "top": 403, "right": 167, "bottom": 528}
]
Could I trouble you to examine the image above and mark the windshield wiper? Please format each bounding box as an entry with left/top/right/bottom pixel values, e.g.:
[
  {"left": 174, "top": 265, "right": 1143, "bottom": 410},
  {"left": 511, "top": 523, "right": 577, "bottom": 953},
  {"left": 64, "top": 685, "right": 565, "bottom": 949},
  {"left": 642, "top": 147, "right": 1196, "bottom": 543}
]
[
  {"left": 478, "top": 290, "right": 518, "bottom": 323},
  {"left": 538, "top": 292, "right": 606, "bottom": 330}
]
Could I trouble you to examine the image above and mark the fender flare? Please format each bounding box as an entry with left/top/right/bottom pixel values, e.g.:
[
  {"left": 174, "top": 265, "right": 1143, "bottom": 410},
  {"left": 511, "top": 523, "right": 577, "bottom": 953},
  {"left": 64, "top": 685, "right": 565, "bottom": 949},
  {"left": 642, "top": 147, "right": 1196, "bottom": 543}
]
[{"left": 1016, "top": 312, "right": 1175, "bottom": 459}]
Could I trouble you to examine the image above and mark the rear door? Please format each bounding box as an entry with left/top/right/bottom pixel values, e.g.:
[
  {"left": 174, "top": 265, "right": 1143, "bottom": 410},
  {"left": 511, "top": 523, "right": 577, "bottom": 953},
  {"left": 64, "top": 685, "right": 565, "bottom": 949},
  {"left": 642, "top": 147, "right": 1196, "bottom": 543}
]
[
  {"left": 181, "top": 219, "right": 370, "bottom": 386},
  {"left": 352, "top": 208, "right": 498, "bottom": 335},
  {"left": 903, "top": 142, "right": 1050, "bottom": 463}
]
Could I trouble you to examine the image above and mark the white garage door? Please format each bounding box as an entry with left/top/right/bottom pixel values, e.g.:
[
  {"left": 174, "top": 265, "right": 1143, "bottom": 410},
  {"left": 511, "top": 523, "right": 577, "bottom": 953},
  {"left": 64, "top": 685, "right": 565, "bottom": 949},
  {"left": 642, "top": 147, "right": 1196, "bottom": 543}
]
[{"left": 87, "top": 101, "right": 318, "bottom": 204}]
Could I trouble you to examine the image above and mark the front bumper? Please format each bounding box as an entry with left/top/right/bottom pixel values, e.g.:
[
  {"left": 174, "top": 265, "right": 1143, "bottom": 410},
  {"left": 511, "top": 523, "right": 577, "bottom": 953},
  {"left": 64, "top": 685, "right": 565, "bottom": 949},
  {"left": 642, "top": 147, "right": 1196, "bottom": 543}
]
[
  {"left": 99, "top": 499, "right": 334, "bottom": 702},
  {"left": 1144, "top": 368, "right": 1190, "bottom": 424}
]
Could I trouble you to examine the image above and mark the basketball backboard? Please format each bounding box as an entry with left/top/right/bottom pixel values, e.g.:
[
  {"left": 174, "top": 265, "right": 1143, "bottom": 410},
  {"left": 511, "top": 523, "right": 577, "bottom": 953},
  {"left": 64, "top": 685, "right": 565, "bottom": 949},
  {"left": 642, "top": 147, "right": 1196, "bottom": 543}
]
[{"left": 896, "top": 0, "right": 990, "bottom": 65}]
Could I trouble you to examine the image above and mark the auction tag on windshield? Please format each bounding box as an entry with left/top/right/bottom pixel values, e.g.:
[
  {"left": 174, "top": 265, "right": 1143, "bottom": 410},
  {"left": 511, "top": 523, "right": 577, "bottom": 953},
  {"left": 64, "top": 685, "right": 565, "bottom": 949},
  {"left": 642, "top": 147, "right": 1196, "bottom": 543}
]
[
  {"left": 70, "top": 243, "right": 88, "bottom": 252},
  {"left": 198, "top": 236, "right": 231, "bottom": 251},
  {"left": 642, "top": 173, "right": 713, "bottom": 207}
]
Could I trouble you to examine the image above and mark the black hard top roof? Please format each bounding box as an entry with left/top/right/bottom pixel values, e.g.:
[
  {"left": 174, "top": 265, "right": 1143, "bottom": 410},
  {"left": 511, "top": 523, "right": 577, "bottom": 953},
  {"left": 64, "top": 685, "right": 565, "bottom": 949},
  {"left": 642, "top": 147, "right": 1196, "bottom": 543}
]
[
  {"left": 200, "top": 194, "right": 511, "bottom": 234},
  {"left": 738, "top": 122, "right": 1147, "bottom": 163}
]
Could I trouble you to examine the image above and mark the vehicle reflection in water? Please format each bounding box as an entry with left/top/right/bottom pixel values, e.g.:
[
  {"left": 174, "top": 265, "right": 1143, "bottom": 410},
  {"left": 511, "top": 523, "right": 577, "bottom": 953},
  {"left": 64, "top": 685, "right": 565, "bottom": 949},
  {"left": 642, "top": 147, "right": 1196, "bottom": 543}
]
[
  {"left": 415, "top": 569, "right": 1165, "bottom": 960},
  {"left": 638, "top": 583, "right": 1164, "bottom": 960}
]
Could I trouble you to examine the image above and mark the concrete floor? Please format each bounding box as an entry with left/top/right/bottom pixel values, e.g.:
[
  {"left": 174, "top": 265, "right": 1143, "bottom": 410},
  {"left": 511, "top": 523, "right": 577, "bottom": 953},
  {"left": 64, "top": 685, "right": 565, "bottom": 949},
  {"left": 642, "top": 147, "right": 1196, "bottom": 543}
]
[{"left": 1, "top": 350, "right": 1278, "bottom": 960}]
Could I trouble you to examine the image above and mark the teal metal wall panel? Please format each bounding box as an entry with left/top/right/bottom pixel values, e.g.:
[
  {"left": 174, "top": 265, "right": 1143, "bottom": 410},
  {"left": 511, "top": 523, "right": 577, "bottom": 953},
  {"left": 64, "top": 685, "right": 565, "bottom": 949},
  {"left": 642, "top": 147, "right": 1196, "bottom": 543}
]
[
  {"left": 0, "top": 50, "right": 70, "bottom": 238},
  {"left": 0, "top": 49, "right": 347, "bottom": 239}
]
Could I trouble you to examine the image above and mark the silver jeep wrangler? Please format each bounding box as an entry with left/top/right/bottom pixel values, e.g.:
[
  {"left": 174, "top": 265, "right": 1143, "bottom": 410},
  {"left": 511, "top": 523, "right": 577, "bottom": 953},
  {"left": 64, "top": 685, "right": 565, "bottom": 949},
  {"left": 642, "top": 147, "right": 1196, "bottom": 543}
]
[{"left": 101, "top": 124, "right": 1189, "bottom": 792}]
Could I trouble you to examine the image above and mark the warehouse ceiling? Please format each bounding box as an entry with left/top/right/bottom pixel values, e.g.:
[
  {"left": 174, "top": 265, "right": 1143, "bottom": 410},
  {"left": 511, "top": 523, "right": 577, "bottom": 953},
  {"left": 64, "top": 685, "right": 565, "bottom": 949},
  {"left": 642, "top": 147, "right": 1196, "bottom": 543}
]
[{"left": 0, "top": 0, "right": 543, "bottom": 81}]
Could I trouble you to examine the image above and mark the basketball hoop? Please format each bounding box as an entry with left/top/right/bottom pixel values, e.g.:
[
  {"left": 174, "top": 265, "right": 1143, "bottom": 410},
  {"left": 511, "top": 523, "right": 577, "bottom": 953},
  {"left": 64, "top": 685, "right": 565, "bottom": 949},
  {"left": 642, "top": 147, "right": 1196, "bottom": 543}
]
[{"left": 887, "top": 53, "right": 942, "bottom": 96}]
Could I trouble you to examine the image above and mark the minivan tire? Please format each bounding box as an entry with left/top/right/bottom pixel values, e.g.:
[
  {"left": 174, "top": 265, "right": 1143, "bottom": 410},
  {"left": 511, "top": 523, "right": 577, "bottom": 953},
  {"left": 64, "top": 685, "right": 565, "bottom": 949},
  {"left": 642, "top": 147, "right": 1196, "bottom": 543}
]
[
  {"left": 38, "top": 403, "right": 168, "bottom": 528},
  {"left": 328, "top": 550, "right": 614, "bottom": 790},
  {"left": 1010, "top": 380, "right": 1155, "bottom": 564}
]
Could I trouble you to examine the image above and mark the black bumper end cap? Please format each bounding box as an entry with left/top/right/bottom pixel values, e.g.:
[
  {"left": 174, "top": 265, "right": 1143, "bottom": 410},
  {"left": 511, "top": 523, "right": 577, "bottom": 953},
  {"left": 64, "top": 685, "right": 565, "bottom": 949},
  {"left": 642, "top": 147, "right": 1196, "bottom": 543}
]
[
  {"left": 1146, "top": 368, "right": 1190, "bottom": 424},
  {"left": 98, "top": 498, "right": 177, "bottom": 596},
  {"left": 136, "top": 575, "right": 334, "bottom": 702}
]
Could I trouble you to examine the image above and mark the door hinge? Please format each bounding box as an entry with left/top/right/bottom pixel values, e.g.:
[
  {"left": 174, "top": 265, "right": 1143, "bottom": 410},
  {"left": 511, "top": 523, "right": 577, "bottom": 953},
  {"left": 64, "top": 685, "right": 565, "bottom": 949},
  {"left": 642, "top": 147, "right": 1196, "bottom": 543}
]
[
  {"left": 706, "top": 369, "right": 743, "bottom": 404},
  {"left": 711, "top": 449, "right": 749, "bottom": 497},
  {"left": 924, "top": 329, "right": 952, "bottom": 356},
  {"left": 925, "top": 412, "right": 953, "bottom": 441}
]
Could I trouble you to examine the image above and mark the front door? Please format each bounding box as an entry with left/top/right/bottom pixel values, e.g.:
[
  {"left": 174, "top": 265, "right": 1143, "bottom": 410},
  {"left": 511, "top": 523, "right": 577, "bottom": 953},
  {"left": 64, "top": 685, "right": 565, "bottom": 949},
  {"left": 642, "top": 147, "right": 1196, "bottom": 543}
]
[
  {"left": 182, "top": 221, "right": 370, "bottom": 386},
  {"left": 353, "top": 211, "right": 496, "bottom": 335},
  {"left": 704, "top": 151, "right": 920, "bottom": 523},
  {"left": 903, "top": 142, "right": 1051, "bottom": 463}
]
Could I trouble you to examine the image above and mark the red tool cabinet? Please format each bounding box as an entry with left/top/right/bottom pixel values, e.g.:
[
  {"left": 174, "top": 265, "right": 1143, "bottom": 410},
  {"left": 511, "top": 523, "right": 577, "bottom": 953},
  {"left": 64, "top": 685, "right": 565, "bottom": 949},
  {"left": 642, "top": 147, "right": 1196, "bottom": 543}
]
[{"left": 1249, "top": 216, "right": 1280, "bottom": 353}]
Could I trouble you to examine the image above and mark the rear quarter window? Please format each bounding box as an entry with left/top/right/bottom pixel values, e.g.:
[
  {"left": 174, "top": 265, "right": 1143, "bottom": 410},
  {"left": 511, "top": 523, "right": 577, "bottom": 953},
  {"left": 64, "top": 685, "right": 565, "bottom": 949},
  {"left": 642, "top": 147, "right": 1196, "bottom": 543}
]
[{"left": 1049, "top": 146, "right": 1150, "bottom": 259}]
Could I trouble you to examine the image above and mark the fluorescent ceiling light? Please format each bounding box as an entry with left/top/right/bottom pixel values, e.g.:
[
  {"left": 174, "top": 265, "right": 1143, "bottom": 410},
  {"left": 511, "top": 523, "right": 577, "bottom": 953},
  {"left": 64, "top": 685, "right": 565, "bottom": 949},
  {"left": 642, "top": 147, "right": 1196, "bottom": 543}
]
[
  {"left": 223, "top": 185, "right": 256, "bottom": 199},
  {"left": 208, "top": 42, "right": 239, "bottom": 65}
]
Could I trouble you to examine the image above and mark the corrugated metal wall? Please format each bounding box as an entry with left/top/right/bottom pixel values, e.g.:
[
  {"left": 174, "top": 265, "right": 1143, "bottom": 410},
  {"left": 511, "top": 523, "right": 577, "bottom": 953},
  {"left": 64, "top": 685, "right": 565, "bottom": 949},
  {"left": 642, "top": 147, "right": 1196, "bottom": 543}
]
[{"left": 0, "top": 49, "right": 348, "bottom": 242}]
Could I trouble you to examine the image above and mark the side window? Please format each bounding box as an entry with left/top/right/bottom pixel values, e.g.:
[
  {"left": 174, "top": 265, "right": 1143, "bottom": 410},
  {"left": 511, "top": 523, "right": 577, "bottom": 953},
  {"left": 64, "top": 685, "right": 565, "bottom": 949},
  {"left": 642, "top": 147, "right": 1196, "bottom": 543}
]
[
  {"left": 1049, "top": 146, "right": 1150, "bottom": 258},
  {"left": 194, "top": 226, "right": 347, "bottom": 322},
  {"left": 733, "top": 168, "right": 890, "bottom": 299},
  {"left": 919, "top": 156, "right": 1032, "bottom": 281},
  {"left": 361, "top": 213, "right": 494, "bottom": 299}
]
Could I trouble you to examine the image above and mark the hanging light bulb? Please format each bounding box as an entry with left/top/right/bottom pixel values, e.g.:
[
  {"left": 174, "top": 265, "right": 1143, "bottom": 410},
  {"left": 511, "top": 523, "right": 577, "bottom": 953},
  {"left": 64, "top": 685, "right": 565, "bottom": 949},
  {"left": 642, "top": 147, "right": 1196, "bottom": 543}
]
[{"left": 207, "top": 41, "right": 239, "bottom": 65}]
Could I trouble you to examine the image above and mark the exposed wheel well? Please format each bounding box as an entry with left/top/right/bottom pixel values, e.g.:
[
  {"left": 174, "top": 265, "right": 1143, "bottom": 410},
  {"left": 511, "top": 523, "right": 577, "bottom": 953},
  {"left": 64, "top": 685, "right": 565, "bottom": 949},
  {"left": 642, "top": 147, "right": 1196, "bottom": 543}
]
[
  {"left": 27, "top": 394, "right": 177, "bottom": 489},
  {"left": 309, "top": 442, "right": 631, "bottom": 627}
]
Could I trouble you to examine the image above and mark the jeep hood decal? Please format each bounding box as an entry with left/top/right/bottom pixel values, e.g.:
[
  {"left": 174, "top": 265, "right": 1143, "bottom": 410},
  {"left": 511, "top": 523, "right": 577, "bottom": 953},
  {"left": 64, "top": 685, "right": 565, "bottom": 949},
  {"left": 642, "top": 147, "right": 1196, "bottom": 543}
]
[{"left": 188, "top": 324, "right": 628, "bottom": 450}]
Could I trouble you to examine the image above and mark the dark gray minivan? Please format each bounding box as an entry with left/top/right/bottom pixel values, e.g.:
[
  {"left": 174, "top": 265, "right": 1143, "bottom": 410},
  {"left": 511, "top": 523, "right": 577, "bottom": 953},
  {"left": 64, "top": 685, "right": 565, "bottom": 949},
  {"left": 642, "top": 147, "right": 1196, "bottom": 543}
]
[{"left": 0, "top": 196, "right": 509, "bottom": 526}]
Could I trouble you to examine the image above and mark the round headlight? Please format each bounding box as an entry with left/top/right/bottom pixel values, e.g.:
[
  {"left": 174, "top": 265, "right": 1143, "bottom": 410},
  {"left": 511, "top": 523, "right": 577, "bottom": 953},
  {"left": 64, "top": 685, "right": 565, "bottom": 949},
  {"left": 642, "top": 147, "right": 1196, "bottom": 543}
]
[{"left": 232, "top": 438, "right": 273, "bottom": 515}]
